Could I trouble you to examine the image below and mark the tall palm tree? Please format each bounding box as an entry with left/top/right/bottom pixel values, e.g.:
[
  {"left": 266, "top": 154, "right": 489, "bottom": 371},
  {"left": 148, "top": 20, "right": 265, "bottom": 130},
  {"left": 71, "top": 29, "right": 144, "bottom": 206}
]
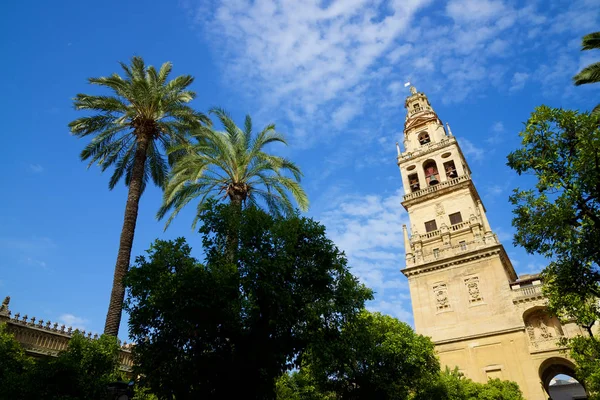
[
  {"left": 573, "top": 31, "right": 600, "bottom": 116},
  {"left": 157, "top": 108, "right": 309, "bottom": 229},
  {"left": 69, "top": 57, "right": 209, "bottom": 336}
]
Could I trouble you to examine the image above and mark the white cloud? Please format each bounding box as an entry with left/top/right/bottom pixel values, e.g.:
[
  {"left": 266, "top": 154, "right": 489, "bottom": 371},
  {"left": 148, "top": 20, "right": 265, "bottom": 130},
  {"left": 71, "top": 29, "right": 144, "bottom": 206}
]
[
  {"left": 190, "top": 0, "right": 599, "bottom": 144},
  {"left": 459, "top": 138, "right": 484, "bottom": 162},
  {"left": 29, "top": 164, "right": 44, "bottom": 173},
  {"left": 509, "top": 71, "right": 529, "bottom": 92},
  {"left": 486, "top": 121, "right": 505, "bottom": 145},
  {"left": 58, "top": 313, "right": 89, "bottom": 331},
  {"left": 446, "top": 0, "right": 506, "bottom": 23},
  {"left": 319, "top": 189, "right": 413, "bottom": 320},
  {"left": 23, "top": 257, "right": 47, "bottom": 268}
]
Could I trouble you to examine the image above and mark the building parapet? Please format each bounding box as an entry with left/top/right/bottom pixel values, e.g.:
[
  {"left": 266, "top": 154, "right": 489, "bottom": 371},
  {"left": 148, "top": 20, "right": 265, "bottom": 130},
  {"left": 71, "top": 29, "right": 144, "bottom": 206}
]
[{"left": 0, "top": 296, "right": 133, "bottom": 372}]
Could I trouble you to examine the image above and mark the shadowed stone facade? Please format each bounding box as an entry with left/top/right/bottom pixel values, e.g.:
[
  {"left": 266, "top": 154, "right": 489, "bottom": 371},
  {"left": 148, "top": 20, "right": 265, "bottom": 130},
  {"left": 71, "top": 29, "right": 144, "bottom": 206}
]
[{"left": 397, "top": 87, "right": 589, "bottom": 399}]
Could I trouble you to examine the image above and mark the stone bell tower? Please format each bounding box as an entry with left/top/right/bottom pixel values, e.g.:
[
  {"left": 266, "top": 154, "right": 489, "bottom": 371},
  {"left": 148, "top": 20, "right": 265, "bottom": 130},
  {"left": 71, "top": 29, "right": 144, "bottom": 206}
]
[{"left": 395, "top": 87, "right": 578, "bottom": 400}]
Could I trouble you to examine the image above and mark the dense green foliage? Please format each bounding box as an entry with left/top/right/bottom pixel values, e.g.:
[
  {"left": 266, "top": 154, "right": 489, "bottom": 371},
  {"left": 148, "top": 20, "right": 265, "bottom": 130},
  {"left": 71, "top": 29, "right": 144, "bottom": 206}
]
[
  {"left": 125, "top": 202, "right": 372, "bottom": 399},
  {"left": 276, "top": 369, "right": 336, "bottom": 400},
  {"left": 567, "top": 336, "right": 600, "bottom": 400},
  {"left": 69, "top": 56, "right": 210, "bottom": 336},
  {"left": 412, "top": 367, "right": 525, "bottom": 400},
  {"left": 304, "top": 309, "right": 439, "bottom": 400},
  {"left": 158, "top": 108, "right": 309, "bottom": 229},
  {"left": 0, "top": 324, "right": 33, "bottom": 399},
  {"left": 0, "top": 325, "right": 122, "bottom": 400},
  {"left": 573, "top": 31, "right": 600, "bottom": 116},
  {"left": 507, "top": 106, "right": 600, "bottom": 328},
  {"left": 507, "top": 106, "right": 600, "bottom": 395}
]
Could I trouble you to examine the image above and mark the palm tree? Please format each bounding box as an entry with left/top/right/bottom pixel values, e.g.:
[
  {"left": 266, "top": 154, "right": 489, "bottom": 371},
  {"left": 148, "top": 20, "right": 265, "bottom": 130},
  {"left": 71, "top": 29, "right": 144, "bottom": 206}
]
[
  {"left": 157, "top": 108, "right": 309, "bottom": 229},
  {"left": 69, "top": 57, "right": 209, "bottom": 336},
  {"left": 573, "top": 31, "right": 600, "bottom": 116}
]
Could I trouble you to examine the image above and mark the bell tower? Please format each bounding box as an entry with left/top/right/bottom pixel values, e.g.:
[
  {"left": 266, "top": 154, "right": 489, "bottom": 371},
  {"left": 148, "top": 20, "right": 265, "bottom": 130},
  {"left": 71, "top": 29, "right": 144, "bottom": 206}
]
[{"left": 397, "top": 86, "right": 537, "bottom": 388}]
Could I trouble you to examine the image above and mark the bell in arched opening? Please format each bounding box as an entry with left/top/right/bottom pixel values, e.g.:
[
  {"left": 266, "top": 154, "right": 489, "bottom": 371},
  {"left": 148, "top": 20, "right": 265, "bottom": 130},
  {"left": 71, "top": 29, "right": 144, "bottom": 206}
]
[{"left": 423, "top": 160, "right": 440, "bottom": 186}]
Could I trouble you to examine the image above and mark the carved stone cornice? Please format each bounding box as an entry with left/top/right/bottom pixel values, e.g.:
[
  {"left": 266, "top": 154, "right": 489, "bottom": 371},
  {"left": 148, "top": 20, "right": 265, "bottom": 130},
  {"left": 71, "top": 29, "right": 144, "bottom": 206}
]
[{"left": 402, "top": 243, "right": 518, "bottom": 282}]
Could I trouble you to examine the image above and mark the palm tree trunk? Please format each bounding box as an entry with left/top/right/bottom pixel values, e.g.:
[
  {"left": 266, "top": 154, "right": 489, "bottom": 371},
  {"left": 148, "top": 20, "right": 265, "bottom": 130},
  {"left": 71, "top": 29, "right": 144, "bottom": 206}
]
[
  {"left": 103, "top": 134, "right": 150, "bottom": 336},
  {"left": 225, "top": 197, "right": 243, "bottom": 264}
]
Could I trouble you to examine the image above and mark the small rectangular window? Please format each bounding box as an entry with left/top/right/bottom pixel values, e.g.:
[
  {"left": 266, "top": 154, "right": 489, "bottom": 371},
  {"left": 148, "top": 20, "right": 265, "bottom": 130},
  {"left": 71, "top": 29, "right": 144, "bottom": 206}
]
[
  {"left": 449, "top": 212, "right": 462, "bottom": 225},
  {"left": 425, "top": 220, "right": 437, "bottom": 232},
  {"left": 459, "top": 241, "right": 467, "bottom": 251},
  {"left": 433, "top": 248, "right": 440, "bottom": 259}
]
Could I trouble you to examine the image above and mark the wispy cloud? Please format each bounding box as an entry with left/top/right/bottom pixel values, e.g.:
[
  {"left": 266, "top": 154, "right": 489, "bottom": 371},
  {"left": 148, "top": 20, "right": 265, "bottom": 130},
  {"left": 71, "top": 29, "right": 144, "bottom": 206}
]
[
  {"left": 486, "top": 121, "right": 505, "bottom": 145},
  {"left": 58, "top": 313, "right": 89, "bottom": 331},
  {"left": 319, "top": 189, "right": 413, "bottom": 322},
  {"left": 189, "top": 0, "right": 596, "bottom": 147},
  {"left": 509, "top": 72, "right": 529, "bottom": 92},
  {"left": 459, "top": 138, "right": 484, "bottom": 162},
  {"left": 29, "top": 164, "right": 44, "bottom": 173}
]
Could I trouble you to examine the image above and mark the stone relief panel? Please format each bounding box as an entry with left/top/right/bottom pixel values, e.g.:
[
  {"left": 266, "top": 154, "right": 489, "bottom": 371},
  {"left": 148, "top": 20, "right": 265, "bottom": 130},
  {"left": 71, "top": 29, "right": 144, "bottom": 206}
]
[
  {"left": 433, "top": 282, "right": 451, "bottom": 311},
  {"left": 524, "top": 310, "right": 564, "bottom": 348},
  {"left": 464, "top": 276, "right": 483, "bottom": 304}
]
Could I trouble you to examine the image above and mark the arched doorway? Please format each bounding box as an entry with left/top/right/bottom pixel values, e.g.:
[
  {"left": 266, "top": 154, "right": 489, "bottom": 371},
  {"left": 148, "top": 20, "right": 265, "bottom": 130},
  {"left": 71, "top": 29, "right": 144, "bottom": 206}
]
[{"left": 539, "top": 357, "right": 587, "bottom": 399}]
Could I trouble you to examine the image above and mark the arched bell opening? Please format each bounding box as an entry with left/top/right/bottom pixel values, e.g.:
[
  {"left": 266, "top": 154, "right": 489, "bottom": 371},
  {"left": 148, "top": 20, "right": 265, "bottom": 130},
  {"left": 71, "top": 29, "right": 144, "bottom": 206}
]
[
  {"left": 443, "top": 160, "right": 458, "bottom": 179},
  {"left": 408, "top": 173, "right": 420, "bottom": 192},
  {"left": 423, "top": 160, "right": 440, "bottom": 186},
  {"left": 418, "top": 131, "right": 430, "bottom": 145},
  {"left": 539, "top": 357, "right": 587, "bottom": 399}
]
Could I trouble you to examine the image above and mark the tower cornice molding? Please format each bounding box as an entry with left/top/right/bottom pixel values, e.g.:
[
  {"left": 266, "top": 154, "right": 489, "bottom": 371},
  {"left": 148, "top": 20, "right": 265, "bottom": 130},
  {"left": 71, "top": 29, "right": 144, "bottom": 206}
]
[{"left": 401, "top": 243, "right": 517, "bottom": 281}]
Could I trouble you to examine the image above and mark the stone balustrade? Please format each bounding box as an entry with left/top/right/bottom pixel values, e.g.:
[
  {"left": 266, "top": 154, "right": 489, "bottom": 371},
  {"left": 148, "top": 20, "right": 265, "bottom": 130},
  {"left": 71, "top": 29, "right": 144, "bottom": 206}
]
[
  {"left": 398, "top": 136, "right": 455, "bottom": 162},
  {"left": 403, "top": 173, "right": 470, "bottom": 202},
  {"left": 511, "top": 284, "right": 545, "bottom": 304},
  {"left": 0, "top": 296, "right": 133, "bottom": 372},
  {"left": 413, "top": 234, "right": 499, "bottom": 265}
]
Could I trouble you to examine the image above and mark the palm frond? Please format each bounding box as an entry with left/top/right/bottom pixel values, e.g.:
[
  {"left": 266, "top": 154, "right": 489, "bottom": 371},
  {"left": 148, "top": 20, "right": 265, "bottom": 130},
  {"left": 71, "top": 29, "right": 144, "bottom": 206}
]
[
  {"left": 573, "top": 62, "right": 600, "bottom": 86},
  {"left": 581, "top": 32, "right": 600, "bottom": 51},
  {"left": 157, "top": 111, "right": 308, "bottom": 228},
  {"left": 71, "top": 56, "right": 206, "bottom": 192}
]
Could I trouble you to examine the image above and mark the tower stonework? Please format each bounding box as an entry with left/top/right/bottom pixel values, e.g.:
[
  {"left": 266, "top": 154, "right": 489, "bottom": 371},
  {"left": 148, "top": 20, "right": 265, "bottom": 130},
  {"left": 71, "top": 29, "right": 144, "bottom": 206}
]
[{"left": 397, "top": 87, "right": 588, "bottom": 400}]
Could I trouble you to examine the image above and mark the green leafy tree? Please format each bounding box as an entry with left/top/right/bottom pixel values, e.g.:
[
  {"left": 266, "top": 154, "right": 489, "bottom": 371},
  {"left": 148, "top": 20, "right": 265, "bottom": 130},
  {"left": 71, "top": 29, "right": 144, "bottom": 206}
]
[
  {"left": 507, "top": 106, "right": 600, "bottom": 395},
  {"left": 412, "top": 367, "right": 525, "bottom": 400},
  {"left": 573, "top": 32, "right": 600, "bottom": 116},
  {"left": 276, "top": 369, "right": 336, "bottom": 400},
  {"left": 0, "top": 324, "right": 33, "bottom": 398},
  {"left": 0, "top": 327, "right": 122, "bottom": 400},
  {"left": 125, "top": 202, "right": 371, "bottom": 399},
  {"left": 507, "top": 106, "right": 600, "bottom": 329},
  {"left": 69, "top": 56, "right": 209, "bottom": 336},
  {"left": 567, "top": 336, "right": 600, "bottom": 400},
  {"left": 305, "top": 309, "right": 439, "bottom": 400},
  {"left": 26, "top": 332, "right": 121, "bottom": 400},
  {"left": 157, "top": 108, "right": 309, "bottom": 229}
]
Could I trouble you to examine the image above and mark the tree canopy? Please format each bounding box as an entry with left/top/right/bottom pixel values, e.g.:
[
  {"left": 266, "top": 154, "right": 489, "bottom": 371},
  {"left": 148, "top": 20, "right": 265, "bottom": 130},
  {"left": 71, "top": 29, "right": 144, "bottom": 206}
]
[
  {"left": 125, "top": 202, "right": 372, "bottom": 399},
  {"left": 507, "top": 106, "right": 600, "bottom": 327},
  {"left": 0, "top": 325, "right": 123, "bottom": 400},
  {"left": 303, "top": 309, "right": 439, "bottom": 400},
  {"left": 507, "top": 105, "right": 600, "bottom": 396},
  {"left": 411, "top": 367, "right": 525, "bottom": 400}
]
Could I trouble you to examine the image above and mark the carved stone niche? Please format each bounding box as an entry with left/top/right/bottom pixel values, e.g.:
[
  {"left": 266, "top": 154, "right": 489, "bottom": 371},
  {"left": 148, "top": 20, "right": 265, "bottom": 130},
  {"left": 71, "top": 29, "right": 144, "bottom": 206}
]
[
  {"left": 524, "top": 309, "right": 564, "bottom": 348},
  {"left": 433, "top": 282, "right": 451, "bottom": 311},
  {"left": 464, "top": 276, "right": 483, "bottom": 304}
]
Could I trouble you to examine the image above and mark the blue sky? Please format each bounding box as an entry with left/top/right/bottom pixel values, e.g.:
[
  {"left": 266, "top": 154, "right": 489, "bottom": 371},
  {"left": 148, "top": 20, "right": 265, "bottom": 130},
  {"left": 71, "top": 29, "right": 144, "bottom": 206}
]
[{"left": 0, "top": 0, "right": 598, "bottom": 338}]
